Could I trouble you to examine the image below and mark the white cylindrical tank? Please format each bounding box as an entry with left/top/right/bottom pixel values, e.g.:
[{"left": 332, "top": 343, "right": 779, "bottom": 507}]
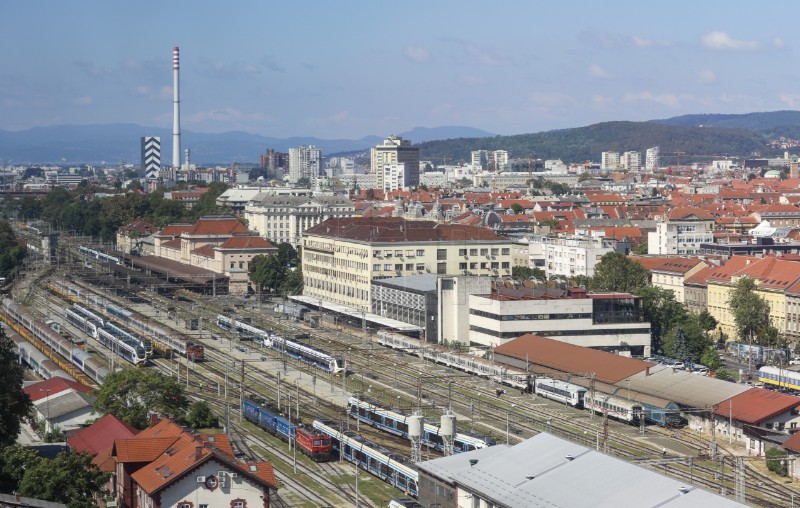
[
  {"left": 441, "top": 414, "right": 457, "bottom": 438},
  {"left": 408, "top": 415, "right": 424, "bottom": 438}
]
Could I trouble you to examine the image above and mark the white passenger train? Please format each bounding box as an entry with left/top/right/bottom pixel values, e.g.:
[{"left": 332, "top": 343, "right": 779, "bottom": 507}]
[
  {"left": 376, "top": 330, "right": 531, "bottom": 391},
  {"left": 534, "top": 378, "right": 587, "bottom": 408},
  {"left": 583, "top": 393, "right": 643, "bottom": 423}
]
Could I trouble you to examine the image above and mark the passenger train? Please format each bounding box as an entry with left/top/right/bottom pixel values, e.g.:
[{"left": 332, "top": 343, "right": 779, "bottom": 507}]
[
  {"left": 3, "top": 299, "right": 110, "bottom": 384},
  {"left": 9, "top": 326, "right": 76, "bottom": 382},
  {"left": 583, "top": 393, "right": 643, "bottom": 424},
  {"left": 534, "top": 378, "right": 587, "bottom": 408},
  {"left": 49, "top": 279, "right": 204, "bottom": 361},
  {"left": 347, "top": 396, "right": 496, "bottom": 453},
  {"left": 79, "top": 245, "right": 121, "bottom": 265},
  {"left": 758, "top": 366, "right": 800, "bottom": 391},
  {"left": 313, "top": 419, "right": 419, "bottom": 497},
  {"left": 377, "top": 331, "right": 531, "bottom": 391},
  {"left": 217, "top": 315, "right": 345, "bottom": 374},
  {"left": 63, "top": 306, "right": 146, "bottom": 365},
  {"left": 243, "top": 398, "right": 332, "bottom": 461}
]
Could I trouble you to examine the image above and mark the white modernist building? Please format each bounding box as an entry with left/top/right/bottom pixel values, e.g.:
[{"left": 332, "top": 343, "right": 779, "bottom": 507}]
[
  {"left": 648, "top": 208, "right": 715, "bottom": 255},
  {"left": 646, "top": 146, "right": 660, "bottom": 172},
  {"left": 288, "top": 145, "right": 323, "bottom": 187},
  {"left": 528, "top": 234, "right": 619, "bottom": 279},
  {"left": 371, "top": 135, "right": 420, "bottom": 191}
]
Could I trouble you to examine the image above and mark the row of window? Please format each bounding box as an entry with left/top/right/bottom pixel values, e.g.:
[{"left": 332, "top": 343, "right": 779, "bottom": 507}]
[
  {"left": 470, "top": 325, "right": 651, "bottom": 339},
  {"left": 457, "top": 248, "right": 511, "bottom": 256},
  {"left": 458, "top": 262, "right": 509, "bottom": 270},
  {"left": 470, "top": 309, "right": 592, "bottom": 321}
]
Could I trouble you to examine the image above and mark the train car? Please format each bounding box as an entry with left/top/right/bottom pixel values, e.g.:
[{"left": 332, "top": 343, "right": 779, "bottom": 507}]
[
  {"left": 347, "top": 397, "right": 495, "bottom": 453},
  {"left": 71, "top": 349, "right": 110, "bottom": 384},
  {"left": 64, "top": 309, "right": 99, "bottom": 339},
  {"left": 243, "top": 398, "right": 332, "bottom": 461},
  {"left": 216, "top": 315, "right": 235, "bottom": 333},
  {"left": 72, "top": 304, "right": 106, "bottom": 327},
  {"left": 583, "top": 393, "right": 642, "bottom": 424},
  {"left": 105, "top": 322, "right": 153, "bottom": 357},
  {"left": 96, "top": 328, "right": 146, "bottom": 365},
  {"left": 534, "top": 378, "right": 587, "bottom": 408},
  {"left": 759, "top": 366, "right": 800, "bottom": 391},
  {"left": 47, "top": 280, "right": 82, "bottom": 304},
  {"left": 313, "top": 419, "right": 418, "bottom": 497}
]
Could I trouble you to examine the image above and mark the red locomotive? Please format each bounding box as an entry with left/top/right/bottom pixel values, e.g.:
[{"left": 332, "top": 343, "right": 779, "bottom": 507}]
[{"left": 294, "top": 425, "right": 332, "bottom": 461}]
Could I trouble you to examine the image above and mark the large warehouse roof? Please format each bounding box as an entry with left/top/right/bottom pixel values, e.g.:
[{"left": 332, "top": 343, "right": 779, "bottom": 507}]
[
  {"left": 620, "top": 365, "right": 750, "bottom": 408},
  {"left": 418, "top": 433, "right": 747, "bottom": 508},
  {"left": 494, "top": 334, "right": 652, "bottom": 384}
]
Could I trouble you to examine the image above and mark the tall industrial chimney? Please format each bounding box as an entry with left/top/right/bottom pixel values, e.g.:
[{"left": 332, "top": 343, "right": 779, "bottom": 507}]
[{"left": 172, "top": 47, "right": 181, "bottom": 168}]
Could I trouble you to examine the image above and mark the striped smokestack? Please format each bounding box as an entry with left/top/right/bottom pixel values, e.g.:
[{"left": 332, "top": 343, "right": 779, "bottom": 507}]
[{"left": 172, "top": 47, "right": 181, "bottom": 168}]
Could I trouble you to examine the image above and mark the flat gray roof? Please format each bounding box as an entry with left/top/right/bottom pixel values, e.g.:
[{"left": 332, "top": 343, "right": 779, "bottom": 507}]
[
  {"left": 418, "top": 433, "right": 747, "bottom": 508},
  {"left": 372, "top": 273, "right": 439, "bottom": 293},
  {"left": 620, "top": 365, "right": 751, "bottom": 408}
]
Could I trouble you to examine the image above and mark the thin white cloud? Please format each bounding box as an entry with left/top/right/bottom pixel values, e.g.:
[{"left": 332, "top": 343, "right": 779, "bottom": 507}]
[
  {"left": 589, "top": 64, "right": 609, "bottom": 79},
  {"left": 528, "top": 92, "right": 575, "bottom": 111},
  {"left": 701, "top": 31, "right": 759, "bottom": 51},
  {"left": 464, "top": 43, "right": 512, "bottom": 66},
  {"left": 697, "top": 69, "right": 716, "bottom": 85},
  {"left": 779, "top": 93, "right": 800, "bottom": 109},
  {"left": 591, "top": 95, "right": 613, "bottom": 110},
  {"left": 622, "top": 91, "right": 686, "bottom": 109},
  {"left": 72, "top": 96, "right": 93, "bottom": 105},
  {"left": 403, "top": 46, "right": 431, "bottom": 63},
  {"left": 774, "top": 37, "right": 785, "bottom": 49},
  {"left": 631, "top": 36, "right": 673, "bottom": 48}
]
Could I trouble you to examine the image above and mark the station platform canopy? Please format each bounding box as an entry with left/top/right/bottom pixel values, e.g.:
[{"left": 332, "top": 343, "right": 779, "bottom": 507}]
[{"left": 289, "top": 295, "right": 423, "bottom": 333}]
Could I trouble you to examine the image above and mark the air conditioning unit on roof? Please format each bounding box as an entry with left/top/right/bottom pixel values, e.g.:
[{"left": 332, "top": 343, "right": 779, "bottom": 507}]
[{"left": 196, "top": 476, "right": 206, "bottom": 483}]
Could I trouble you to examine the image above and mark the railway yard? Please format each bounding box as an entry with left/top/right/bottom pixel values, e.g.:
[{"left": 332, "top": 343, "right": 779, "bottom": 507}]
[{"left": 8, "top": 253, "right": 800, "bottom": 507}]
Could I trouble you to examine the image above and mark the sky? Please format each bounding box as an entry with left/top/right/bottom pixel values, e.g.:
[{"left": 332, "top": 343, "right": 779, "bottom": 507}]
[{"left": 2, "top": 1, "right": 800, "bottom": 140}]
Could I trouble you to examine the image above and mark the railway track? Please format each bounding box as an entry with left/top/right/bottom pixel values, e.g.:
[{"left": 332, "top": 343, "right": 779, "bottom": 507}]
[{"left": 41, "top": 271, "right": 800, "bottom": 506}]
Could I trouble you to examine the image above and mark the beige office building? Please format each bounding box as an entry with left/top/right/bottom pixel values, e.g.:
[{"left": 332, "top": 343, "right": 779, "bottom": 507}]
[
  {"left": 302, "top": 217, "right": 512, "bottom": 311},
  {"left": 370, "top": 135, "right": 419, "bottom": 190}
]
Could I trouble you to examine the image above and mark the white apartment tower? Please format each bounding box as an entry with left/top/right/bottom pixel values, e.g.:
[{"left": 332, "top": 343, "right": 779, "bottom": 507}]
[
  {"left": 646, "top": 146, "right": 660, "bottom": 172},
  {"left": 371, "top": 135, "right": 419, "bottom": 190},
  {"left": 288, "top": 145, "right": 323, "bottom": 187},
  {"left": 601, "top": 152, "right": 620, "bottom": 171},
  {"left": 621, "top": 151, "right": 642, "bottom": 172}
]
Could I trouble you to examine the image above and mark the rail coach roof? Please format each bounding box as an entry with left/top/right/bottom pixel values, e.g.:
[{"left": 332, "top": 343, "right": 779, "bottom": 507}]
[
  {"left": 494, "top": 334, "right": 652, "bottom": 384},
  {"left": 620, "top": 365, "right": 751, "bottom": 408},
  {"left": 418, "top": 433, "right": 746, "bottom": 507}
]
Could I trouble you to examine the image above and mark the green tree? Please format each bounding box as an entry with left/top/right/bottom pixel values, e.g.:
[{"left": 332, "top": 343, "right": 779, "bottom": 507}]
[
  {"left": 662, "top": 314, "right": 713, "bottom": 363},
  {"left": 280, "top": 267, "right": 304, "bottom": 295},
  {"left": 635, "top": 286, "right": 687, "bottom": 354},
  {"left": 510, "top": 203, "right": 524, "bottom": 214},
  {"left": 512, "top": 266, "right": 546, "bottom": 281},
  {"left": 296, "top": 177, "right": 311, "bottom": 188},
  {"left": 715, "top": 368, "right": 736, "bottom": 382},
  {"left": 632, "top": 241, "right": 648, "bottom": 255},
  {"left": 184, "top": 401, "right": 219, "bottom": 429},
  {"left": 765, "top": 447, "right": 789, "bottom": 477},
  {"left": 697, "top": 309, "right": 718, "bottom": 335},
  {"left": 590, "top": 251, "right": 649, "bottom": 293},
  {"left": 249, "top": 254, "right": 284, "bottom": 294},
  {"left": 729, "top": 277, "right": 773, "bottom": 345},
  {"left": 700, "top": 346, "right": 722, "bottom": 370},
  {"left": 665, "top": 327, "right": 693, "bottom": 364},
  {"left": 18, "top": 451, "right": 108, "bottom": 508},
  {"left": 0, "top": 445, "right": 41, "bottom": 493},
  {"left": 94, "top": 368, "right": 188, "bottom": 429},
  {"left": 0, "top": 326, "right": 33, "bottom": 449}
]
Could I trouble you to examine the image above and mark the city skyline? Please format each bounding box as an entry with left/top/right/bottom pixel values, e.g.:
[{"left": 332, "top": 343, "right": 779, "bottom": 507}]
[{"left": 3, "top": 1, "right": 800, "bottom": 140}]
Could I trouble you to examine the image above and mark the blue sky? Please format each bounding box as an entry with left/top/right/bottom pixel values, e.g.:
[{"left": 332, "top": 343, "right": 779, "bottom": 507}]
[{"left": 2, "top": 1, "right": 799, "bottom": 139}]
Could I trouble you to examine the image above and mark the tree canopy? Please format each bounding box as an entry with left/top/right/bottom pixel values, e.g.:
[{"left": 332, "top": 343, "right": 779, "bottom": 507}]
[
  {"left": 18, "top": 451, "right": 108, "bottom": 508},
  {"left": 93, "top": 368, "right": 188, "bottom": 429},
  {"left": 635, "top": 286, "right": 687, "bottom": 355},
  {"left": 589, "top": 251, "right": 649, "bottom": 293},
  {"left": 729, "top": 277, "right": 779, "bottom": 346},
  {"left": 184, "top": 401, "right": 219, "bottom": 429},
  {"left": 0, "top": 326, "right": 32, "bottom": 449}
]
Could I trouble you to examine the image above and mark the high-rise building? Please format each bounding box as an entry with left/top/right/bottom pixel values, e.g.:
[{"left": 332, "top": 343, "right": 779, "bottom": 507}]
[
  {"left": 601, "top": 151, "right": 620, "bottom": 171},
  {"left": 621, "top": 151, "right": 642, "bottom": 172},
  {"left": 141, "top": 136, "right": 161, "bottom": 180},
  {"left": 370, "top": 135, "right": 419, "bottom": 190},
  {"left": 645, "top": 146, "right": 660, "bottom": 172},
  {"left": 288, "top": 145, "right": 322, "bottom": 186},
  {"left": 491, "top": 150, "right": 509, "bottom": 170}
]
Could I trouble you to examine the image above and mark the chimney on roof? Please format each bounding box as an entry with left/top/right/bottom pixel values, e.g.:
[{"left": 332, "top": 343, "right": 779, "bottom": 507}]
[
  {"left": 195, "top": 446, "right": 203, "bottom": 461},
  {"left": 149, "top": 413, "right": 160, "bottom": 427},
  {"left": 646, "top": 366, "right": 650, "bottom": 377}
]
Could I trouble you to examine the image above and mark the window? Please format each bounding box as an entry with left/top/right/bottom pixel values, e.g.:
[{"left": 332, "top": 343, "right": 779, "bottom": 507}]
[
  {"left": 502, "top": 248, "right": 510, "bottom": 255},
  {"left": 178, "top": 503, "right": 193, "bottom": 508},
  {"left": 230, "top": 501, "right": 246, "bottom": 508},
  {"left": 502, "top": 262, "right": 510, "bottom": 269},
  {"left": 437, "top": 262, "right": 447, "bottom": 274},
  {"left": 416, "top": 263, "right": 425, "bottom": 270},
  {"left": 406, "top": 263, "right": 414, "bottom": 270},
  {"left": 374, "top": 250, "right": 381, "bottom": 257},
  {"left": 470, "top": 249, "right": 478, "bottom": 256},
  {"left": 480, "top": 248, "right": 488, "bottom": 256},
  {"left": 459, "top": 263, "right": 467, "bottom": 270},
  {"left": 491, "top": 248, "right": 499, "bottom": 255},
  {"left": 395, "top": 250, "right": 403, "bottom": 256},
  {"left": 200, "top": 505, "right": 208, "bottom": 508},
  {"left": 394, "top": 263, "right": 403, "bottom": 270},
  {"left": 491, "top": 262, "right": 499, "bottom": 269},
  {"left": 459, "top": 248, "right": 467, "bottom": 256},
  {"left": 437, "top": 249, "right": 447, "bottom": 260},
  {"left": 384, "top": 264, "right": 392, "bottom": 271},
  {"left": 372, "top": 264, "right": 380, "bottom": 271},
  {"left": 416, "top": 249, "right": 424, "bottom": 256}
]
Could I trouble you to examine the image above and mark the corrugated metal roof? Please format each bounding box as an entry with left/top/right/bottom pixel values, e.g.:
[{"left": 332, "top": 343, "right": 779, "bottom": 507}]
[
  {"left": 620, "top": 366, "right": 750, "bottom": 408},
  {"left": 494, "top": 334, "right": 651, "bottom": 385},
  {"left": 418, "top": 433, "right": 747, "bottom": 508}
]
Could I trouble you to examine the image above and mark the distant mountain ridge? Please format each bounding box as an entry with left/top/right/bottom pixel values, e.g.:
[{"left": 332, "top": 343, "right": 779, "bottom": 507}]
[{"left": 0, "top": 124, "right": 495, "bottom": 165}]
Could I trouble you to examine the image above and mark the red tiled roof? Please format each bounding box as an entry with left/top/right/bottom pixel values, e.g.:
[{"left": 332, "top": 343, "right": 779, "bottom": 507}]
[
  {"left": 114, "top": 436, "right": 179, "bottom": 463},
  {"left": 157, "top": 224, "right": 193, "bottom": 237},
  {"left": 218, "top": 236, "right": 275, "bottom": 250},
  {"left": 68, "top": 414, "right": 138, "bottom": 455},
  {"left": 91, "top": 448, "right": 116, "bottom": 472},
  {"left": 186, "top": 216, "right": 250, "bottom": 236},
  {"left": 667, "top": 207, "right": 715, "bottom": 220},
  {"left": 24, "top": 377, "right": 94, "bottom": 401},
  {"left": 705, "top": 256, "right": 759, "bottom": 283},
  {"left": 305, "top": 217, "right": 505, "bottom": 242},
  {"left": 733, "top": 257, "right": 800, "bottom": 290},
  {"left": 191, "top": 245, "right": 215, "bottom": 258},
  {"left": 632, "top": 256, "right": 706, "bottom": 275},
  {"left": 715, "top": 388, "right": 800, "bottom": 425},
  {"left": 160, "top": 238, "right": 182, "bottom": 249},
  {"left": 494, "top": 334, "right": 652, "bottom": 385},
  {"left": 684, "top": 265, "right": 716, "bottom": 286}
]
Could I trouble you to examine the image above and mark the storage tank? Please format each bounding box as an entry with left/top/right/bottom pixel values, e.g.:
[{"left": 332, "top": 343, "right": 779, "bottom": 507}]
[
  {"left": 408, "top": 415, "right": 424, "bottom": 439},
  {"left": 441, "top": 413, "right": 457, "bottom": 439}
]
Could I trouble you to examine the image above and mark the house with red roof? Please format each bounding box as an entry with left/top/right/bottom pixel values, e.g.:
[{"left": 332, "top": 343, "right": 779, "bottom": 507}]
[
  {"left": 67, "top": 414, "right": 139, "bottom": 456},
  {"left": 632, "top": 256, "right": 708, "bottom": 303},
  {"left": 23, "top": 377, "right": 96, "bottom": 434},
  {"left": 111, "top": 417, "right": 278, "bottom": 508}
]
